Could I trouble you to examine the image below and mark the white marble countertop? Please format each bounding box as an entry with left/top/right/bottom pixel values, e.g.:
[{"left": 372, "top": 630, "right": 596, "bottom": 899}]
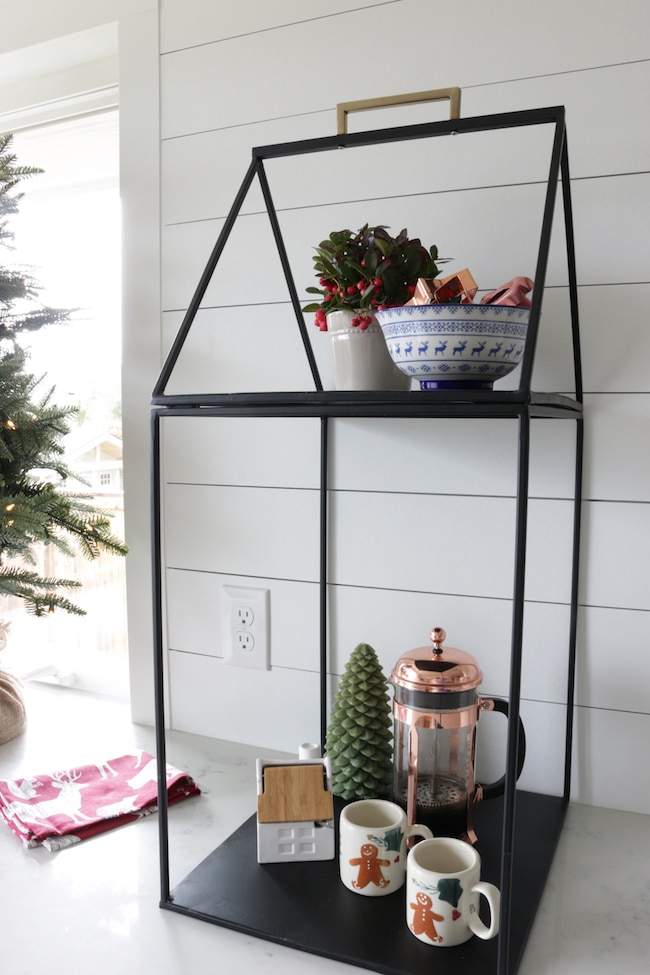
[{"left": 0, "top": 683, "right": 648, "bottom": 974}]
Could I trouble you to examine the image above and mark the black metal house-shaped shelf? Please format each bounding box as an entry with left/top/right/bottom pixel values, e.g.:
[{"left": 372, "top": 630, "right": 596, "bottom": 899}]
[{"left": 151, "top": 106, "right": 583, "bottom": 975}]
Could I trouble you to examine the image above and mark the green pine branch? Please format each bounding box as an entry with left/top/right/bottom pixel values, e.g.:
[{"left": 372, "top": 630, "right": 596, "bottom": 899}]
[{"left": 0, "top": 566, "right": 84, "bottom": 617}]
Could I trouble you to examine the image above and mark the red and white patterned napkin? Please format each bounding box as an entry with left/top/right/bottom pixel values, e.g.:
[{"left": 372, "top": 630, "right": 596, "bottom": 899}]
[{"left": 0, "top": 751, "right": 200, "bottom": 850}]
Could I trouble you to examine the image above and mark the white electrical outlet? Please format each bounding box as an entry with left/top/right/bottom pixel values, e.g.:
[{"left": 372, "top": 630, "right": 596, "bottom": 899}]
[{"left": 223, "top": 585, "right": 270, "bottom": 670}]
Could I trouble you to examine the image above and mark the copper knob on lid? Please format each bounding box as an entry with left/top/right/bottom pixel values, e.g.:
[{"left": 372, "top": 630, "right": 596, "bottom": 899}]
[{"left": 431, "top": 626, "right": 446, "bottom": 653}]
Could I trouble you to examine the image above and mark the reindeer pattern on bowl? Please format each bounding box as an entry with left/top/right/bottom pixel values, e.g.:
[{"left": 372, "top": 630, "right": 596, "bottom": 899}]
[{"left": 375, "top": 304, "right": 530, "bottom": 390}]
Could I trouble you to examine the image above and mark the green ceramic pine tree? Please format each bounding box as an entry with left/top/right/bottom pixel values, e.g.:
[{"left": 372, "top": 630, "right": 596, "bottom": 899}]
[{"left": 325, "top": 642, "right": 393, "bottom": 800}]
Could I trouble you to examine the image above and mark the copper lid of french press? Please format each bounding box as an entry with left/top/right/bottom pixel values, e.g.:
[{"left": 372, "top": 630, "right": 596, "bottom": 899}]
[{"left": 391, "top": 627, "right": 483, "bottom": 694}]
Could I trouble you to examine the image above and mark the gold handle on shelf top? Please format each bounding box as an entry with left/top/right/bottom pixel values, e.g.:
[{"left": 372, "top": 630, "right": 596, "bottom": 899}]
[{"left": 336, "top": 86, "right": 461, "bottom": 135}]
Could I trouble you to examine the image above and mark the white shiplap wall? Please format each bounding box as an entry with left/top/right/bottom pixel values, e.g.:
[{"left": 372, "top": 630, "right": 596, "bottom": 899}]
[{"left": 156, "top": 0, "right": 650, "bottom": 815}]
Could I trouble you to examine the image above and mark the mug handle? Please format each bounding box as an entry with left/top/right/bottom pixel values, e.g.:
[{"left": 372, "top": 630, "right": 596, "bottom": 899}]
[
  {"left": 467, "top": 881, "right": 500, "bottom": 940},
  {"left": 479, "top": 698, "right": 526, "bottom": 802},
  {"left": 405, "top": 823, "right": 433, "bottom": 843}
]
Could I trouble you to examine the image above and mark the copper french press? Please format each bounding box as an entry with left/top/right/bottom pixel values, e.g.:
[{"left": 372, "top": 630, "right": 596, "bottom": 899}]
[{"left": 391, "top": 627, "right": 526, "bottom": 845}]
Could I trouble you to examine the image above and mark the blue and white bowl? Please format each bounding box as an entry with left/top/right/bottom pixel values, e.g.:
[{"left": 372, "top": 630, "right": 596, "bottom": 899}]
[{"left": 375, "top": 304, "right": 530, "bottom": 390}]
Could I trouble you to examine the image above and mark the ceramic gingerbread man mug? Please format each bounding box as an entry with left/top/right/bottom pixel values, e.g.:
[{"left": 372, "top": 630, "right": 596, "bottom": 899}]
[
  {"left": 339, "top": 798, "right": 433, "bottom": 897},
  {"left": 406, "top": 836, "right": 500, "bottom": 946}
]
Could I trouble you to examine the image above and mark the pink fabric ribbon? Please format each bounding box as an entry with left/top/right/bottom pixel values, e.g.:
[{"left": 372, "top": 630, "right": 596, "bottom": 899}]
[{"left": 481, "top": 276, "right": 534, "bottom": 307}]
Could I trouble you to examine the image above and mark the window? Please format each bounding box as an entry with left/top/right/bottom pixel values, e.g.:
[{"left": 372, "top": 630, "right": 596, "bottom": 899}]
[{"left": 2, "top": 111, "right": 128, "bottom": 699}]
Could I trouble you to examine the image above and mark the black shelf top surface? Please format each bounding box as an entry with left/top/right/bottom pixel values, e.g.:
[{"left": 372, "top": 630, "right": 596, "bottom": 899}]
[
  {"left": 151, "top": 389, "right": 582, "bottom": 420},
  {"left": 251, "top": 106, "right": 568, "bottom": 160},
  {"left": 165, "top": 791, "right": 567, "bottom": 975}
]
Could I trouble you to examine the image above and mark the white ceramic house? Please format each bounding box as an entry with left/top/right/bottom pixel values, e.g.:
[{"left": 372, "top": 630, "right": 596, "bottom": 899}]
[{"left": 256, "top": 752, "right": 334, "bottom": 864}]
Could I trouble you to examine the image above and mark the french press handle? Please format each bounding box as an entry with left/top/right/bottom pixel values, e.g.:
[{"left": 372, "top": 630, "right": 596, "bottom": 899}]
[{"left": 478, "top": 697, "right": 526, "bottom": 802}]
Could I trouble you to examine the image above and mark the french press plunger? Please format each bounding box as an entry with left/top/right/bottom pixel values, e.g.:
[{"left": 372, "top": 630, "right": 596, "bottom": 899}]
[{"left": 391, "top": 627, "right": 526, "bottom": 845}]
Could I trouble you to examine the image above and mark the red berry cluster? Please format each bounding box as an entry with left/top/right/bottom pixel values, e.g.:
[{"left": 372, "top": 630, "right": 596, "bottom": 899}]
[
  {"left": 314, "top": 308, "right": 328, "bottom": 331},
  {"left": 313, "top": 275, "right": 409, "bottom": 330},
  {"left": 350, "top": 314, "right": 373, "bottom": 330}
]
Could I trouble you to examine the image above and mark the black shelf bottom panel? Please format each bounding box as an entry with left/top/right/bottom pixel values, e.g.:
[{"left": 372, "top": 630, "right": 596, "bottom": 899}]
[
  {"left": 152, "top": 389, "right": 583, "bottom": 420},
  {"left": 164, "top": 791, "right": 566, "bottom": 975}
]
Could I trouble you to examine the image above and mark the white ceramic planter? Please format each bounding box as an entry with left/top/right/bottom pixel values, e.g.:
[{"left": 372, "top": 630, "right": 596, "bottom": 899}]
[{"left": 327, "top": 310, "right": 411, "bottom": 391}]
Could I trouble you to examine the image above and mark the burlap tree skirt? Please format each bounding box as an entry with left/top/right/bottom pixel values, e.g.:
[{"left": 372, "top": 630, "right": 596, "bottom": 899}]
[{"left": 0, "top": 669, "right": 26, "bottom": 745}]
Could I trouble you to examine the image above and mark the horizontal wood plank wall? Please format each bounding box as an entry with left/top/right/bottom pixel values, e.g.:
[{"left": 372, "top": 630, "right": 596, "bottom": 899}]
[{"left": 157, "top": 0, "right": 650, "bottom": 814}]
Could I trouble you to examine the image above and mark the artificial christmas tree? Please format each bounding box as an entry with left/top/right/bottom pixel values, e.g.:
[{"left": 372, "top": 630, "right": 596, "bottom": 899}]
[
  {"left": 325, "top": 642, "right": 393, "bottom": 800},
  {"left": 0, "top": 132, "right": 127, "bottom": 619}
]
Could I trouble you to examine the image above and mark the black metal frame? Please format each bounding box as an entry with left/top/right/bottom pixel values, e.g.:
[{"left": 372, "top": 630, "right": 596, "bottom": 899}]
[{"left": 151, "top": 106, "right": 583, "bottom": 975}]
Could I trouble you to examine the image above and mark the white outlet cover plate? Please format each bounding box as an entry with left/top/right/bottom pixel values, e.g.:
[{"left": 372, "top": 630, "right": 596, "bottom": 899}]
[{"left": 223, "top": 585, "right": 270, "bottom": 670}]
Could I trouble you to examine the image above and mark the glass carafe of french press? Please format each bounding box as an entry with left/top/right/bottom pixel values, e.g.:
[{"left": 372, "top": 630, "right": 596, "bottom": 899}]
[{"left": 392, "top": 627, "right": 526, "bottom": 844}]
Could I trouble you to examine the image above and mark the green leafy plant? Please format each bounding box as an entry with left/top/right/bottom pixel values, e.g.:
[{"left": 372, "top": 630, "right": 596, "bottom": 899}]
[{"left": 302, "top": 224, "right": 444, "bottom": 331}]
